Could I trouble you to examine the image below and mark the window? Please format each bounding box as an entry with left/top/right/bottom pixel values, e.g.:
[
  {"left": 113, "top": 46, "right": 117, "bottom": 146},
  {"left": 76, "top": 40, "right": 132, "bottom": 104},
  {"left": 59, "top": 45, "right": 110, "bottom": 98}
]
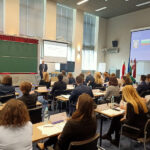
[
  {"left": 0, "top": 0, "right": 4, "bottom": 32},
  {"left": 56, "top": 3, "right": 73, "bottom": 43},
  {"left": 56, "top": 3, "right": 75, "bottom": 70},
  {"left": 82, "top": 13, "right": 97, "bottom": 71},
  {"left": 20, "top": 0, "right": 45, "bottom": 37}
]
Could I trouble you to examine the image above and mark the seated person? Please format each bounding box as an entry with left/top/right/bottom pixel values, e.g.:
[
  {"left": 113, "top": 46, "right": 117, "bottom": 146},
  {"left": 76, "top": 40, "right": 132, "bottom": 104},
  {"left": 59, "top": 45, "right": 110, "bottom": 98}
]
[
  {"left": 103, "top": 77, "right": 120, "bottom": 100},
  {"left": 0, "top": 75, "right": 15, "bottom": 96},
  {"left": 18, "top": 81, "right": 37, "bottom": 109},
  {"left": 51, "top": 74, "right": 67, "bottom": 95},
  {"left": 85, "top": 71, "right": 94, "bottom": 84},
  {"left": 137, "top": 75, "right": 148, "bottom": 95},
  {"left": 39, "top": 93, "right": 97, "bottom": 150},
  {"left": 79, "top": 73, "right": 87, "bottom": 85},
  {"left": 67, "top": 72, "right": 75, "bottom": 84},
  {"left": 102, "top": 85, "right": 148, "bottom": 146},
  {"left": 122, "top": 76, "right": 132, "bottom": 86},
  {"left": 146, "top": 74, "right": 150, "bottom": 90},
  {"left": 62, "top": 70, "right": 69, "bottom": 84},
  {"left": 104, "top": 72, "right": 110, "bottom": 83},
  {"left": 69, "top": 75, "right": 94, "bottom": 105},
  {"left": 90, "top": 72, "right": 103, "bottom": 88},
  {"left": 39, "top": 72, "right": 51, "bottom": 89},
  {"left": 0, "top": 99, "right": 32, "bottom": 149}
]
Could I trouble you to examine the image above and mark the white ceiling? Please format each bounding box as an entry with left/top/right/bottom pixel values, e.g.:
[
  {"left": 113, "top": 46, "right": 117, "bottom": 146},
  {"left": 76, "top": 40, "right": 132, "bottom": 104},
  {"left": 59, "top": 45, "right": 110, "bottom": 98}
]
[{"left": 55, "top": 0, "right": 150, "bottom": 18}]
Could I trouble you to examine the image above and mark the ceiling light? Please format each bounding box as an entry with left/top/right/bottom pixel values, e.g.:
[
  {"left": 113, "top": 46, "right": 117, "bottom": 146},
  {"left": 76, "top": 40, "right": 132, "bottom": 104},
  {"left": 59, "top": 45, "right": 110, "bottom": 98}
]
[
  {"left": 95, "top": 7, "right": 107, "bottom": 12},
  {"left": 77, "top": 0, "right": 88, "bottom": 5},
  {"left": 136, "top": 1, "right": 150, "bottom": 7},
  {"left": 125, "top": 0, "right": 129, "bottom": 1}
]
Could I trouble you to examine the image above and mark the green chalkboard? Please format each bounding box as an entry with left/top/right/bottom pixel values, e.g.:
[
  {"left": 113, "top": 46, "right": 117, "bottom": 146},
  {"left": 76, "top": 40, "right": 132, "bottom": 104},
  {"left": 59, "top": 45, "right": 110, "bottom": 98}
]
[{"left": 0, "top": 40, "right": 37, "bottom": 73}]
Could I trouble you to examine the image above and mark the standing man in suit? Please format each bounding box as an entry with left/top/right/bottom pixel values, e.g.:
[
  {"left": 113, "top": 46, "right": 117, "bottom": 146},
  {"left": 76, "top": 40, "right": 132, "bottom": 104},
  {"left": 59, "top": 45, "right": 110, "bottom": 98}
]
[{"left": 39, "top": 60, "right": 48, "bottom": 79}]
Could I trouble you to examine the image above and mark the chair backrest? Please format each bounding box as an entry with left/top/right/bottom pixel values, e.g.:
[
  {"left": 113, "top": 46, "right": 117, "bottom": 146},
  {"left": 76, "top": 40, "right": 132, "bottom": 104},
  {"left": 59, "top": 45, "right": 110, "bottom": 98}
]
[
  {"left": 68, "top": 133, "right": 100, "bottom": 150},
  {"left": 144, "top": 119, "right": 150, "bottom": 138},
  {"left": 114, "top": 95, "right": 122, "bottom": 104},
  {"left": 141, "top": 90, "right": 150, "bottom": 97},
  {"left": 54, "top": 90, "right": 66, "bottom": 97},
  {"left": 28, "top": 106, "right": 42, "bottom": 124},
  {"left": 0, "top": 94, "right": 15, "bottom": 103}
]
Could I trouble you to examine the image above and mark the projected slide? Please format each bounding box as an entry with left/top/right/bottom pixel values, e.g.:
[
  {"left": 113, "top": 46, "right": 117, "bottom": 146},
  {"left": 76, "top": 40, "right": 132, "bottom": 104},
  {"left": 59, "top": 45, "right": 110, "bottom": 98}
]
[
  {"left": 130, "top": 29, "right": 150, "bottom": 61},
  {"left": 44, "top": 41, "right": 68, "bottom": 63}
]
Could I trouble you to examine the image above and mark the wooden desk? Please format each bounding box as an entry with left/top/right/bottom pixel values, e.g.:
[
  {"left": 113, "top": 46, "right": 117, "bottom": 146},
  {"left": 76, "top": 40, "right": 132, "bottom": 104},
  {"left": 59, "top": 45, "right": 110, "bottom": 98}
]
[
  {"left": 0, "top": 101, "right": 42, "bottom": 111},
  {"left": 56, "top": 95, "right": 69, "bottom": 102},
  {"left": 32, "top": 121, "right": 65, "bottom": 142},
  {"left": 95, "top": 104, "right": 125, "bottom": 146},
  {"left": 93, "top": 91, "right": 106, "bottom": 98},
  {"left": 35, "top": 89, "right": 51, "bottom": 93}
]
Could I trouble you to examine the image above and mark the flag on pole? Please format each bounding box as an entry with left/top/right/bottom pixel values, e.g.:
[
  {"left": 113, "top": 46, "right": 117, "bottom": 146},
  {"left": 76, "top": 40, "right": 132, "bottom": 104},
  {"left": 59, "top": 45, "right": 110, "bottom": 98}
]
[
  {"left": 132, "top": 59, "right": 136, "bottom": 78},
  {"left": 121, "top": 62, "right": 126, "bottom": 78},
  {"left": 127, "top": 58, "right": 132, "bottom": 74}
]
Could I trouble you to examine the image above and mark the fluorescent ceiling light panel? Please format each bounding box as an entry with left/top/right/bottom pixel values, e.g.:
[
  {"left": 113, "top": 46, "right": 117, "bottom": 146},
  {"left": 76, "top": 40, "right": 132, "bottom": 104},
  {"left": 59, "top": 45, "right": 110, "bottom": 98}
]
[
  {"left": 77, "top": 0, "right": 88, "bottom": 5},
  {"left": 136, "top": 1, "right": 150, "bottom": 7},
  {"left": 95, "top": 7, "right": 107, "bottom": 12}
]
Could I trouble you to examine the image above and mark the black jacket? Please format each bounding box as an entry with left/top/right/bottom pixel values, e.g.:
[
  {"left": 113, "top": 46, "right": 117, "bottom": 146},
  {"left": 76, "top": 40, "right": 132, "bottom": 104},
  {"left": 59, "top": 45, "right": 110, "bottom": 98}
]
[
  {"left": 39, "top": 80, "right": 51, "bottom": 89},
  {"left": 39, "top": 64, "right": 48, "bottom": 72},
  {"left": 69, "top": 84, "right": 94, "bottom": 104},
  {"left": 51, "top": 81, "right": 66, "bottom": 95},
  {"left": 18, "top": 94, "right": 37, "bottom": 109},
  {"left": 137, "top": 81, "right": 148, "bottom": 96},
  {"left": 55, "top": 117, "right": 97, "bottom": 150},
  {"left": 0, "top": 84, "right": 15, "bottom": 96}
]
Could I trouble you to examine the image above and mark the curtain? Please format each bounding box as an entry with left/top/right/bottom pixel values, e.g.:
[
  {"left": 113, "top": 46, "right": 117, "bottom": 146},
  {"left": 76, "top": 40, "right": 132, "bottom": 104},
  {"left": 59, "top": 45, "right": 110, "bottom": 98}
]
[
  {"left": 20, "top": 0, "right": 44, "bottom": 37},
  {"left": 0, "top": 0, "right": 4, "bottom": 32},
  {"left": 82, "top": 13, "right": 96, "bottom": 71}
]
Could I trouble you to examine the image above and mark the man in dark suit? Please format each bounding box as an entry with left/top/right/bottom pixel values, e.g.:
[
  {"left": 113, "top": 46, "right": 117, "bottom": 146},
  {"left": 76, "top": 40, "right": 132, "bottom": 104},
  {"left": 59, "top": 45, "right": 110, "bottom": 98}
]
[
  {"left": 69, "top": 75, "right": 94, "bottom": 114},
  {"left": 39, "top": 60, "right": 48, "bottom": 79},
  {"left": 69, "top": 75, "right": 94, "bottom": 104},
  {"left": 85, "top": 71, "right": 94, "bottom": 84}
]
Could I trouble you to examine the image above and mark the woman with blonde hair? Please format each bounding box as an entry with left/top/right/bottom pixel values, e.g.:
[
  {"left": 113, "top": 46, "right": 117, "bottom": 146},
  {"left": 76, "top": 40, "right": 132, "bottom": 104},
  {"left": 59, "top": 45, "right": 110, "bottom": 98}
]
[
  {"left": 102, "top": 85, "right": 148, "bottom": 146},
  {"left": 0, "top": 99, "right": 32, "bottom": 150},
  {"left": 39, "top": 72, "right": 51, "bottom": 88}
]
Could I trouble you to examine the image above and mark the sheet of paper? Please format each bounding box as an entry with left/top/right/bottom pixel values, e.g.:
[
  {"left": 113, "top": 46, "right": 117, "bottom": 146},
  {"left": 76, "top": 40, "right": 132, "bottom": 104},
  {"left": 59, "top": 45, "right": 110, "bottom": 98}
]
[
  {"left": 101, "top": 108, "right": 125, "bottom": 116},
  {"left": 38, "top": 86, "right": 47, "bottom": 91},
  {"left": 61, "top": 95, "right": 70, "bottom": 99},
  {"left": 50, "top": 112, "right": 67, "bottom": 123}
]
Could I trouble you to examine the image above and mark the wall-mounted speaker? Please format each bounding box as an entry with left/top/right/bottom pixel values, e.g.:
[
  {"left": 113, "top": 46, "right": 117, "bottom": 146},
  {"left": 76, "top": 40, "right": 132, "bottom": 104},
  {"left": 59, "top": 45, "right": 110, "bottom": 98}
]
[{"left": 112, "top": 40, "right": 118, "bottom": 47}]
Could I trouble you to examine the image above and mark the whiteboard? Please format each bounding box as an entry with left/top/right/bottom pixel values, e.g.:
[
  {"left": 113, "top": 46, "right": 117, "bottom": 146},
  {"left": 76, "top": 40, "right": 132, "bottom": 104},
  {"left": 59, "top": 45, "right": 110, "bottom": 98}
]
[{"left": 44, "top": 41, "right": 68, "bottom": 63}]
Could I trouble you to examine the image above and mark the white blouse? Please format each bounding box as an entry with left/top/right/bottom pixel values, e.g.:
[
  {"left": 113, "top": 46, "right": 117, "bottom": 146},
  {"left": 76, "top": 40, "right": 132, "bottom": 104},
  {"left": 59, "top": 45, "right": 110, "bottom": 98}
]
[{"left": 0, "top": 121, "right": 32, "bottom": 150}]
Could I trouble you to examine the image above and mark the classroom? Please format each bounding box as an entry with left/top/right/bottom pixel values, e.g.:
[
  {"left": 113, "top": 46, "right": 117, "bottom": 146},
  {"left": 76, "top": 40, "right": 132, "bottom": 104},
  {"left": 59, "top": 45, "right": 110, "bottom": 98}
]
[{"left": 0, "top": 0, "right": 150, "bottom": 150}]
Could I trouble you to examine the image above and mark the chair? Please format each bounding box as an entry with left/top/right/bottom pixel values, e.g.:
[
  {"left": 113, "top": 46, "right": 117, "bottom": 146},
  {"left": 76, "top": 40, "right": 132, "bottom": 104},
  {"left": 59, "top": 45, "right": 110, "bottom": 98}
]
[
  {"left": 28, "top": 106, "right": 42, "bottom": 124},
  {"left": 141, "top": 90, "right": 150, "bottom": 98},
  {"left": 0, "top": 94, "right": 15, "bottom": 103},
  {"left": 68, "top": 133, "right": 100, "bottom": 150},
  {"left": 119, "top": 119, "right": 150, "bottom": 150}
]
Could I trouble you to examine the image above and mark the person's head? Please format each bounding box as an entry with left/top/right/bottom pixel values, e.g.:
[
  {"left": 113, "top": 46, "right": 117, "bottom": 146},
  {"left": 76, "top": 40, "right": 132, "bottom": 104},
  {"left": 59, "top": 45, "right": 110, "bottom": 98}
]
[
  {"left": 43, "top": 72, "right": 50, "bottom": 82},
  {"left": 95, "top": 72, "right": 103, "bottom": 85},
  {"left": 104, "top": 72, "right": 109, "bottom": 78},
  {"left": 122, "top": 76, "right": 132, "bottom": 85},
  {"left": 109, "top": 77, "right": 118, "bottom": 86},
  {"left": 110, "top": 73, "right": 116, "bottom": 78},
  {"left": 146, "top": 74, "right": 150, "bottom": 82},
  {"left": 79, "top": 73, "right": 85, "bottom": 80},
  {"left": 87, "top": 71, "right": 91, "bottom": 75},
  {"left": 61, "top": 70, "right": 66, "bottom": 76},
  {"left": 72, "top": 93, "right": 94, "bottom": 120},
  {"left": 20, "top": 81, "right": 32, "bottom": 95},
  {"left": 0, "top": 99, "right": 30, "bottom": 127},
  {"left": 140, "top": 75, "right": 146, "bottom": 82},
  {"left": 122, "top": 85, "right": 148, "bottom": 114},
  {"left": 2, "top": 75, "right": 12, "bottom": 86},
  {"left": 68, "top": 72, "right": 73, "bottom": 78},
  {"left": 76, "top": 75, "right": 83, "bottom": 85},
  {"left": 42, "top": 60, "right": 44, "bottom": 64},
  {"left": 58, "top": 74, "right": 63, "bottom": 81}
]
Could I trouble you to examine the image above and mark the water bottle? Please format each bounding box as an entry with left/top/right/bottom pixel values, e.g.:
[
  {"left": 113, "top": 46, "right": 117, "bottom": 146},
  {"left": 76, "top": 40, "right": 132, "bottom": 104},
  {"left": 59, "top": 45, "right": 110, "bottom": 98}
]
[
  {"left": 111, "top": 96, "right": 114, "bottom": 108},
  {"left": 44, "top": 106, "right": 49, "bottom": 122}
]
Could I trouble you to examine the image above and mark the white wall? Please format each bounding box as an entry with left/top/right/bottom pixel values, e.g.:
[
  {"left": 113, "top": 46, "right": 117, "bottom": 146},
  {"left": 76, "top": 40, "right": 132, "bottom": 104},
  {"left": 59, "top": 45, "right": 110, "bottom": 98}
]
[{"left": 104, "top": 7, "right": 150, "bottom": 75}]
